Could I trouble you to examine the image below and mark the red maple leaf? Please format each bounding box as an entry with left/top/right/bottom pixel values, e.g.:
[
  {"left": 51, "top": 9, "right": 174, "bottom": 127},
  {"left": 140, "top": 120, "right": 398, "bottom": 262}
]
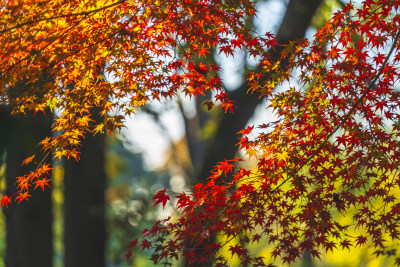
[
  {"left": 204, "top": 101, "right": 214, "bottom": 111},
  {"left": 140, "top": 239, "right": 152, "bottom": 250},
  {"left": 238, "top": 126, "right": 254, "bottom": 135},
  {"left": 0, "top": 195, "right": 11, "bottom": 208},
  {"left": 229, "top": 244, "right": 244, "bottom": 257},
  {"left": 152, "top": 189, "right": 170, "bottom": 209},
  {"left": 123, "top": 239, "right": 138, "bottom": 262},
  {"left": 216, "top": 160, "right": 234, "bottom": 176}
]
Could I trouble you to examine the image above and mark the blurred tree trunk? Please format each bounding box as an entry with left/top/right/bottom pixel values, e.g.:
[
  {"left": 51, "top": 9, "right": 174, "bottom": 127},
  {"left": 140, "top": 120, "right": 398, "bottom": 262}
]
[
  {"left": 0, "top": 108, "right": 53, "bottom": 267},
  {"left": 63, "top": 108, "right": 106, "bottom": 267},
  {"left": 183, "top": 0, "right": 322, "bottom": 265},
  {"left": 197, "top": 0, "right": 323, "bottom": 183}
]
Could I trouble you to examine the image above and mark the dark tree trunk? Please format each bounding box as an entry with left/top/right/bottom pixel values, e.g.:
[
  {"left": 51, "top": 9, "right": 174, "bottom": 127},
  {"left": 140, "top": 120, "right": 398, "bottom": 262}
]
[
  {"left": 63, "top": 108, "right": 106, "bottom": 267},
  {"left": 1, "top": 109, "right": 53, "bottom": 267}
]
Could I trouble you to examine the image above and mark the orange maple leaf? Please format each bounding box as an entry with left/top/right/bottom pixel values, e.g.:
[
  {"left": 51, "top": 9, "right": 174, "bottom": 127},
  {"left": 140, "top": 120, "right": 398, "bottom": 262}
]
[
  {"left": 36, "top": 163, "right": 52, "bottom": 177},
  {"left": 22, "top": 155, "right": 35, "bottom": 165},
  {"left": 16, "top": 176, "right": 30, "bottom": 191},
  {"left": 34, "top": 178, "right": 51, "bottom": 191},
  {"left": 16, "top": 192, "right": 31, "bottom": 203}
]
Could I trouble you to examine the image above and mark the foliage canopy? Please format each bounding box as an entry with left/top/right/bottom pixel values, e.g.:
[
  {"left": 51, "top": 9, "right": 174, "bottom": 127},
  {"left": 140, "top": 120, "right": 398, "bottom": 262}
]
[{"left": 2, "top": 0, "right": 400, "bottom": 266}]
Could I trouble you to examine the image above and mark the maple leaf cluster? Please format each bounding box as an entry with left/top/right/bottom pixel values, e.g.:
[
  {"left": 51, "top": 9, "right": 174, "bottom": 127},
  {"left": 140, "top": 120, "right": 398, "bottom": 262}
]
[
  {"left": 0, "top": 0, "right": 273, "bottom": 205},
  {"left": 124, "top": 0, "right": 400, "bottom": 266},
  {"left": 1, "top": 158, "right": 51, "bottom": 207}
]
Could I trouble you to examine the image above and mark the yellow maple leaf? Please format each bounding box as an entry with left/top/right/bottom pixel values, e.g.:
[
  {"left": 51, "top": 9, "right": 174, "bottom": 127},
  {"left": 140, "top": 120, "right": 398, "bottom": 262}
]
[{"left": 277, "top": 151, "right": 289, "bottom": 162}]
